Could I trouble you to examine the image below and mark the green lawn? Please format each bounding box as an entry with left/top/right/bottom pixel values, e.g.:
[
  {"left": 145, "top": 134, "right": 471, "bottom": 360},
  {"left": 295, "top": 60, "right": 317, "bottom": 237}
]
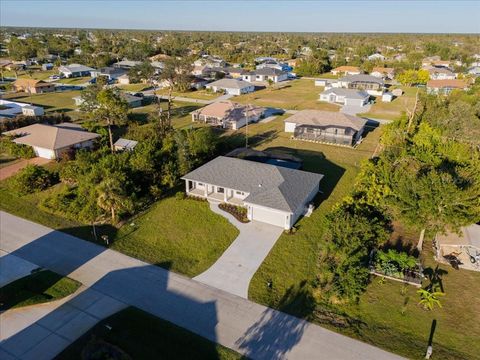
[
  {"left": 0, "top": 270, "right": 81, "bottom": 310},
  {"left": 232, "top": 79, "right": 340, "bottom": 111},
  {"left": 57, "top": 307, "right": 241, "bottom": 360},
  {"left": 360, "top": 86, "right": 420, "bottom": 121},
  {"left": 2, "top": 67, "right": 56, "bottom": 81},
  {"left": 2, "top": 91, "right": 82, "bottom": 119},
  {"left": 155, "top": 88, "right": 220, "bottom": 100},
  {"left": 111, "top": 196, "right": 239, "bottom": 277},
  {"left": 57, "top": 76, "right": 91, "bottom": 85}
]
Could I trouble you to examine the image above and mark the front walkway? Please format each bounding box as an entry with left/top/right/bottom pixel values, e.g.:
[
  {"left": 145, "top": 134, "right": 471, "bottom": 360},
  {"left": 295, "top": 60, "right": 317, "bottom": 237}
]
[
  {"left": 0, "top": 158, "right": 51, "bottom": 181},
  {"left": 0, "top": 250, "right": 39, "bottom": 287},
  {"left": 194, "top": 201, "right": 284, "bottom": 298}
]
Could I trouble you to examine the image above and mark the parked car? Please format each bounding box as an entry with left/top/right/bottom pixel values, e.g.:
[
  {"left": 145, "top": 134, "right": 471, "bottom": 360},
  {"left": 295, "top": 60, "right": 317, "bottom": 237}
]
[{"left": 49, "top": 75, "right": 60, "bottom": 80}]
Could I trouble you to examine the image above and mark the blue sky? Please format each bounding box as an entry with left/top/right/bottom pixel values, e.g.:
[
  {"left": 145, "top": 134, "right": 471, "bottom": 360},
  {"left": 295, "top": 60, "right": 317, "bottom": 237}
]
[{"left": 1, "top": 1, "right": 479, "bottom": 33}]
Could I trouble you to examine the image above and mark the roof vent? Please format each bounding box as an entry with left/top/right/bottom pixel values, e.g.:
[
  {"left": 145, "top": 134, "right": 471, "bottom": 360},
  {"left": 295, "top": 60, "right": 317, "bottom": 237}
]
[{"left": 258, "top": 184, "right": 262, "bottom": 187}]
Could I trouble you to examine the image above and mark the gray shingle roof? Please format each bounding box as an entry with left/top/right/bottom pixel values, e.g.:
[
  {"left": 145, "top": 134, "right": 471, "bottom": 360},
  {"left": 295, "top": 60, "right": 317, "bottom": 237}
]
[
  {"left": 285, "top": 110, "right": 367, "bottom": 131},
  {"left": 321, "top": 88, "right": 370, "bottom": 99},
  {"left": 182, "top": 156, "right": 323, "bottom": 213},
  {"left": 339, "top": 74, "right": 384, "bottom": 85},
  {"left": 252, "top": 67, "right": 287, "bottom": 76},
  {"left": 59, "top": 64, "right": 95, "bottom": 73},
  {"left": 207, "top": 78, "right": 253, "bottom": 89}
]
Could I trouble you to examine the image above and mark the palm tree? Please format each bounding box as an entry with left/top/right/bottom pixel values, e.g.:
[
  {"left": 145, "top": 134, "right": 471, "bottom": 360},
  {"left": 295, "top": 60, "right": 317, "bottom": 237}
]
[
  {"left": 96, "top": 177, "right": 132, "bottom": 223},
  {"left": 417, "top": 288, "right": 445, "bottom": 311}
]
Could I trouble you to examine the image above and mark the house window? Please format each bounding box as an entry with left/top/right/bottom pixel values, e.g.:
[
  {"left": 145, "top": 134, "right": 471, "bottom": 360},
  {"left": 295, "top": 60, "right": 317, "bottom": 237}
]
[
  {"left": 236, "top": 191, "right": 244, "bottom": 195},
  {"left": 217, "top": 187, "right": 225, "bottom": 193},
  {"left": 198, "top": 183, "right": 204, "bottom": 186}
]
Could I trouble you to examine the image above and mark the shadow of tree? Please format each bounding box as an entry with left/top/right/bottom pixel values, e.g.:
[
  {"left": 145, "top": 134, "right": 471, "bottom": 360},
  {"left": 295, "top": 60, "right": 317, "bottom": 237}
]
[{"left": 423, "top": 265, "right": 448, "bottom": 292}]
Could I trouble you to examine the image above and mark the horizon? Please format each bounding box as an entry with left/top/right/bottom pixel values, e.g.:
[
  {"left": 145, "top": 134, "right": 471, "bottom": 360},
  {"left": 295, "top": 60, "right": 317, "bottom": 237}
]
[{"left": 1, "top": 0, "right": 479, "bottom": 34}]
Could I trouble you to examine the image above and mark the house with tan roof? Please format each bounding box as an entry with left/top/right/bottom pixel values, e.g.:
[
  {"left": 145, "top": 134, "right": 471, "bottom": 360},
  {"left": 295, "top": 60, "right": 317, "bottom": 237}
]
[
  {"left": 425, "top": 66, "right": 456, "bottom": 80},
  {"left": 3, "top": 123, "right": 100, "bottom": 159},
  {"left": 427, "top": 79, "right": 469, "bottom": 95},
  {"left": 370, "top": 67, "right": 395, "bottom": 80},
  {"left": 191, "top": 101, "right": 265, "bottom": 130},
  {"left": 284, "top": 110, "right": 368, "bottom": 146},
  {"left": 331, "top": 66, "right": 362, "bottom": 76},
  {"left": 13, "top": 79, "right": 55, "bottom": 94}
]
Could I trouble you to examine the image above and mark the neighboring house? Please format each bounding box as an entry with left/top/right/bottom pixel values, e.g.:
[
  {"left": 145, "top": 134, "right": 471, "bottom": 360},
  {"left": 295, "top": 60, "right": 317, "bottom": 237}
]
[
  {"left": 192, "top": 65, "right": 212, "bottom": 77},
  {"left": 284, "top": 110, "right": 367, "bottom": 146},
  {"left": 190, "top": 76, "right": 209, "bottom": 90},
  {"left": 2, "top": 123, "right": 99, "bottom": 159},
  {"left": 191, "top": 100, "right": 265, "bottom": 130},
  {"left": 90, "top": 67, "right": 128, "bottom": 80},
  {"left": 114, "top": 138, "right": 138, "bottom": 152},
  {"left": 426, "top": 66, "right": 456, "bottom": 80},
  {"left": 0, "top": 100, "right": 44, "bottom": 117},
  {"left": 421, "top": 55, "right": 441, "bottom": 67},
  {"left": 256, "top": 60, "right": 292, "bottom": 72},
  {"left": 370, "top": 67, "right": 395, "bottom": 80},
  {"left": 367, "top": 53, "right": 386, "bottom": 61},
  {"left": 426, "top": 79, "right": 469, "bottom": 95},
  {"left": 224, "top": 67, "right": 245, "bottom": 79},
  {"left": 205, "top": 78, "right": 255, "bottom": 95},
  {"left": 381, "top": 92, "right": 394, "bottom": 102},
  {"left": 242, "top": 68, "right": 288, "bottom": 83},
  {"left": 331, "top": 66, "right": 362, "bottom": 76},
  {"left": 182, "top": 156, "right": 323, "bottom": 229},
  {"left": 194, "top": 55, "right": 226, "bottom": 68},
  {"left": 58, "top": 64, "right": 95, "bottom": 78},
  {"left": 13, "top": 79, "right": 55, "bottom": 94},
  {"left": 112, "top": 60, "right": 142, "bottom": 69},
  {"left": 333, "top": 74, "right": 385, "bottom": 95},
  {"left": 319, "top": 88, "right": 370, "bottom": 107},
  {"left": 467, "top": 66, "right": 480, "bottom": 77}
]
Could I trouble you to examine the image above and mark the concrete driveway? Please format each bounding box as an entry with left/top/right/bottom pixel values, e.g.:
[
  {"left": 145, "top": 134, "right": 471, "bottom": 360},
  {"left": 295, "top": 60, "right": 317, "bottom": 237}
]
[
  {"left": 340, "top": 103, "right": 371, "bottom": 115},
  {"left": 194, "top": 202, "right": 283, "bottom": 298},
  {"left": 0, "top": 158, "right": 51, "bottom": 181},
  {"left": 0, "top": 250, "right": 39, "bottom": 287}
]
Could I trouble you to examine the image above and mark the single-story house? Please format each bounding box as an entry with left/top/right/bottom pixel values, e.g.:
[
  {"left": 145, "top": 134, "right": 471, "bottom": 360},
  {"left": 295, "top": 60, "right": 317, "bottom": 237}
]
[
  {"left": 58, "top": 64, "right": 95, "bottom": 78},
  {"left": 331, "top": 66, "right": 362, "bottom": 76},
  {"left": 426, "top": 66, "right": 456, "bottom": 80},
  {"left": 194, "top": 55, "right": 226, "bottom": 68},
  {"left": 367, "top": 53, "right": 386, "bottom": 61},
  {"left": 0, "top": 100, "right": 44, "bottom": 117},
  {"left": 370, "top": 67, "right": 395, "bottom": 80},
  {"left": 468, "top": 66, "right": 480, "bottom": 77},
  {"left": 427, "top": 79, "right": 469, "bottom": 95},
  {"left": 434, "top": 224, "right": 480, "bottom": 271},
  {"left": 42, "top": 63, "right": 54, "bottom": 71},
  {"left": 190, "top": 76, "right": 209, "bottom": 90},
  {"left": 182, "top": 156, "right": 324, "bottom": 229},
  {"left": 334, "top": 74, "right": 385, "bottom": 95},
  {"left": 284, "top": 110, "right": 367, "bottom": 146},
  {"left": 319, "top": 88, "right": 370, "bottom": 107},
  {"left": 314, "top": 78, "right": 334, "bottom": 87},
  {"left": 3, "top": 123, "right": 100, "bottom": 159},
  {"left": 191, "top": 100, "right": 265, "bottom": 130},
  {"left": 112, "top": 60, "right": 142, "bottom": 69},
  {"left": 205, "top": 78, "right": 255, "bottom": 95},
  {"left": 256, "top": 60, "right": 292, "bottom": 72},
  {"left": 242, "top": 68, "right": 288, "bottom": 83},
  {"left": 90, "top": 67, "right": 128, "bottom": 80},
  {"left": 114, "top": 138, "right": 138, "bottom": 152},
  {"left": 224, "top": 67, "right": 245, "bottom": 78},
  {"left": 13, "top": 79, "right": 55, "bottom": 94}
]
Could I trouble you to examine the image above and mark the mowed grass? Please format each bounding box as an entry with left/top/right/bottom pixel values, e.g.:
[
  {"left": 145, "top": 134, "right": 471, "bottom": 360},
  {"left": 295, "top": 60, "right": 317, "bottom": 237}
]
[
  {"left": 57, "top": 307, "right": 241, "bottom": 360},
  {"left": 332, "top": 242, "right": 480, "bottom": 359},
  {"left": 156, "top": 87, "right": 221, "bottom": 100},
  {"left": 111, "top": 197, "right": 239, "bottom": 277},
  {"left": 57, "top": 76, "right": 91, "bottom": 85},
  {"left": 233, "top": 79, "right": 340, "bottom": 111},
  {"left": 2, "top": 90, "right": 82, "bottom": 119},
  {"left": 361, "top": 86, "right": 420, "bottom": 120},
  {"left": 248, "top": 121, "right": 383, "bottom": 310},
  {"left": 0, "top": 270, "right": 81, "bottom": 310},
  {"left": 116, "top": 83, "right": 151, "bottom": 92}
]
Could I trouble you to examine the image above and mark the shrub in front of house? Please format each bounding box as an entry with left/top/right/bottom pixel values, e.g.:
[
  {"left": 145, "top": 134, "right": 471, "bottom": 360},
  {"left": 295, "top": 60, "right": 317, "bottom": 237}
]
[
  {"left": 10, "top": 164, "right": 58, "bottom": 195},
  {"left": 218, "top": 203, "right": 249, "bottom": 223}
]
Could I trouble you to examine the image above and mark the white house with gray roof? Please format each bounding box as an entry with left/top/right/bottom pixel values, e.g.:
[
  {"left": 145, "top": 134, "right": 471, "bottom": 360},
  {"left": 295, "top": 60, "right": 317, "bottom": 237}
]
[
  {"left": 205, "top": 78, "right": 255, "bottom": 95},
  {"left": 58, "top": 64, "right": 95, "bottom": 78},
  {"left": 182, "top": 156, "right": 323, "bottom": 229},
  {"left": 319, "top": 88, "right": 370, "bottom": 107}
]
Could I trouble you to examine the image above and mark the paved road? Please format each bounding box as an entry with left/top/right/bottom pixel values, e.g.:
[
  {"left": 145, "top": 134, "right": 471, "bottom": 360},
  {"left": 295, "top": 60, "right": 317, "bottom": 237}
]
[
  {"left": 194, "top": 202, "right": 283, "bottom": 298},
  {"left": 0, "top": 211, "right": 405, "bottom": 360}
]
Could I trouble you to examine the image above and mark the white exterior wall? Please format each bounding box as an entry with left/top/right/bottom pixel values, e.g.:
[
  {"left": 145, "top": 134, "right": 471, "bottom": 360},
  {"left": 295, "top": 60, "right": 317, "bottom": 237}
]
[
  {"left": 344, "top": 97, "right": 367, "bottom": 107},
  {"left": 284, "top": 121, "right": 297, "bottom": 133}
]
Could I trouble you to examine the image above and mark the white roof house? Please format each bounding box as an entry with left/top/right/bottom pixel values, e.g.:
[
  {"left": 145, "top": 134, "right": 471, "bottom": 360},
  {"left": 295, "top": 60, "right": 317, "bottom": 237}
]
[
  {"left": 58, "top": 64, "right": 95, "bottom": 78},
  {"left": 0, "top": 100, "right": 44, "bottom": 117},
  {"left": 182, "top": 156, "right": 323, "bottom": 229},
  {"left": 205, "top": 79, "right": 255, "bottom": 95},
  {"left": 3, "top": 123, "right": 100, "bottom": 159}
]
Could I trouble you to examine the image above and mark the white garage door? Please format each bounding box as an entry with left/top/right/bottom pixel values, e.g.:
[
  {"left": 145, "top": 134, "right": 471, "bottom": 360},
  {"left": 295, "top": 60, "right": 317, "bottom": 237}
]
[
  {"left": 33, "top": 146, "right": 55, "bottom": 159},
  {"left": 251, "top": 206, "right": 286, "bottom": 228}
]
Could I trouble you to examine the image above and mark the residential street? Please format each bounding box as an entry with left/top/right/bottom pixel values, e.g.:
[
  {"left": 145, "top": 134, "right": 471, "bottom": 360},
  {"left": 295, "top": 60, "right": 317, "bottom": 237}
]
[{"left": 0, "top": 211, "right": 405, "bottom": 360}]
